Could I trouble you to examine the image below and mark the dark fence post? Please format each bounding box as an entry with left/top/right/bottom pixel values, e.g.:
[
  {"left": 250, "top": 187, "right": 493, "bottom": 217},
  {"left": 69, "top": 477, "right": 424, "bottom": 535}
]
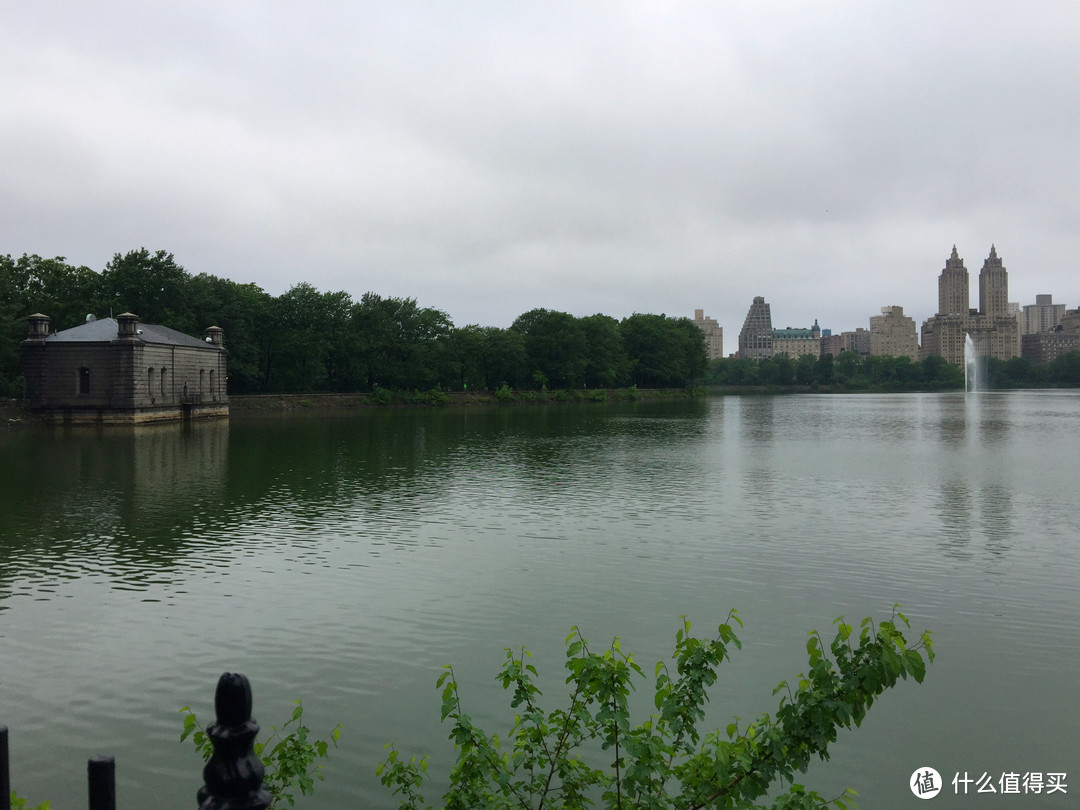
[
  {"left": 1, "top": 725, "right": 10, "bottom": 810},
  {"left": 88, "top": 755, "right": 115, "bottom": 810},
  {"left": 196, "top": 673, "right": 270, "bottom": 810}
]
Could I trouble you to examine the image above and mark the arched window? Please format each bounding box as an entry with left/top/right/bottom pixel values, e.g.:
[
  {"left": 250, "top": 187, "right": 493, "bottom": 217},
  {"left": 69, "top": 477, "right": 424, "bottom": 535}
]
[
  {"left": 209, "top": 370, "right": 215, "bottom": 400},
  {"left": 160, "top": 368, "right": 167, "bottom": 395},
  {"left": 200, "top": 368, "right": 206, "bottom": 392},
  {"left": 148, "top": 368, "right": 154, "bottom": 397}
]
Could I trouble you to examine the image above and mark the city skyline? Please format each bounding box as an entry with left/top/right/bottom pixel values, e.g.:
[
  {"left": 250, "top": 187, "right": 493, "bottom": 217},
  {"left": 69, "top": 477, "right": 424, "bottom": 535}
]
[{"left": 729, "top": 244, "right": 1068, "bottom": 356}]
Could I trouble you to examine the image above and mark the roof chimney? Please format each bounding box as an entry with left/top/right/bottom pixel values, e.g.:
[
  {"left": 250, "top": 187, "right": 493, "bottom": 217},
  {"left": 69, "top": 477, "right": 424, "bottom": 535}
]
[
  {"left": 25, "top": 313, "right": 50, "bottom": 340},
  {"left": 117, "top": 312, "right": 140, "bottom": 339}
]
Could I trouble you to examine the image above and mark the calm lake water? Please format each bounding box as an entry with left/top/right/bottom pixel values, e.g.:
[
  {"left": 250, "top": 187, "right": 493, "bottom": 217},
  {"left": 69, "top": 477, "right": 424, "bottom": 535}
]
[{"left": 1, "top": 392, "right": 1078, "bottom": 808}]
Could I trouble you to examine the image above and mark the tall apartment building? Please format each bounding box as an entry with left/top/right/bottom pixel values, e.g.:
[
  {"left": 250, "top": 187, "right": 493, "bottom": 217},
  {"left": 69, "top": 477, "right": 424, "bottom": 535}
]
[
  {"left": 920, "top": 246, "right": 1020, "bottom": 366},
  {"left": 1023, "top": 294, "right": 1067, "bottom": 334},
  {"left": 1021, "top": 307, "right": 1080, "bottom": 362},
  {"left": 738, "top": 297, "right": 773, "bottom": 359},
  {"left": 869, "top": 306, "right": 918, "bottom": 360},
  {"left": 938, "top": 245, "right": 970, "bottom": 317},
  {"left": 692, "top": 309, "right": 724, "bottom": 359},
  {"left": 979, "top": 245, "right": 1010, "bottom": 318}
]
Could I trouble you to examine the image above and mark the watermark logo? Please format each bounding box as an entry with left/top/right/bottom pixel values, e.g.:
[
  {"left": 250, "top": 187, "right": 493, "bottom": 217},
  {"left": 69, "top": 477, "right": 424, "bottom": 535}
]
[
  {"left": 910, "top": 767, "right": 1068, "bottom": 798},
  {"left": 911, "top": 767, "right": 943, "bottom": 799}
]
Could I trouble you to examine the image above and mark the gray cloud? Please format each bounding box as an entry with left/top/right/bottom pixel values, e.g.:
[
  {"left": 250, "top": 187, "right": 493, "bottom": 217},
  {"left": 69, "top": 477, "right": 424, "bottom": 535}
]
[{"left": 2, "top": 1, "right": 1077, "bottom": 336}]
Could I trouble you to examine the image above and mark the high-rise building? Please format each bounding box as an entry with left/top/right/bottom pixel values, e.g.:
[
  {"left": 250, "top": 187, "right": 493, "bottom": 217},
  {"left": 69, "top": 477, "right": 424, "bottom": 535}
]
[
  {"left": 979, "top": 245, "right": 1010, "bottom": 318},
  {"left": 1023, "top": 294, "right": 1067, "bottom": 334},
  {"left": 738, "top": 297, "right": 773, "bottom": 359},
  {"left": 921, "top": 246, "right": 1020, "bottom": 366},
  {"left": 1021, "top": 307, "right": 1080, "bottom": 362},
  {"left": 869, "top": 306, "right": 918, "bottom": 360},
  {"left": 692, "top": 309, "right": 724, "bottom": 359},
  {"left": 938, "top": 246, "right": 970, "bottom": 317}
]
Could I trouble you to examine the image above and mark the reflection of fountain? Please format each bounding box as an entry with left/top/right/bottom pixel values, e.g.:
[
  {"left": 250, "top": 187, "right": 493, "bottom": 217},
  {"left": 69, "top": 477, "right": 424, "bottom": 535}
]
[{"left": 965, "top": 333, "right": 982, "bottom": 393}]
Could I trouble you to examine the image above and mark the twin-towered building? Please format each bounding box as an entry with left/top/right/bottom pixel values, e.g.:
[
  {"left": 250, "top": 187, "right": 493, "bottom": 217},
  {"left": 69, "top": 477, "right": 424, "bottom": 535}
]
[
  {"left": 919, "top": 245, "right": 1020, "bottom": 366},
  {"left": 721, "top": 245, "right": 1077, "bottom": 367}
]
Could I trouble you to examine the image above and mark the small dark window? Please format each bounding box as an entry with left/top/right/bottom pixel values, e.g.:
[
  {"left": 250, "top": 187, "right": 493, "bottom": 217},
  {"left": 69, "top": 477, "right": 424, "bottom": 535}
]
[{"left": 79, "top": 367, "right": 91, "bottom": 395}]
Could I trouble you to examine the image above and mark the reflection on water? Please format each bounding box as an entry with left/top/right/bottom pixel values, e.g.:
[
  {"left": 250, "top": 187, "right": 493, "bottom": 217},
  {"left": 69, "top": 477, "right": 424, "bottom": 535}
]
[
  {"left": 1, "top": 393, "right": 1079, "bottom": 809},
  {"left": 0, "top": 422, "right": 230, "bottom": 596}
]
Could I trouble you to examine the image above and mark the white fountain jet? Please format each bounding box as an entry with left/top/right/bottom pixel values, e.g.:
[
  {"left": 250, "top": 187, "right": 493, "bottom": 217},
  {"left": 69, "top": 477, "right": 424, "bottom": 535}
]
[{"left": 965, "top": 333, "right": 980, "bottom": 393}]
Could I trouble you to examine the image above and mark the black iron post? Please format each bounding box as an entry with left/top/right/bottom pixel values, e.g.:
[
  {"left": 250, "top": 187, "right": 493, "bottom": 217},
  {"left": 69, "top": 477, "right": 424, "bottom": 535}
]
[
  {"left": 196, "top": 673, "right": 270, "bottom": 810},
  {"left": 87, "top": 755, "right": 115, "bottom": 810},
  {"left": 1, "top": 726, "right": 10, "bottom": 810}
]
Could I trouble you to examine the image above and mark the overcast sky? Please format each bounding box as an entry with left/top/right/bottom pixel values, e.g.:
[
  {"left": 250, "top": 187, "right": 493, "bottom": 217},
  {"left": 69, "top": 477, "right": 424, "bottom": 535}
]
[{"left": 2, "top": 2, "right": 1077, "bottom": 337}]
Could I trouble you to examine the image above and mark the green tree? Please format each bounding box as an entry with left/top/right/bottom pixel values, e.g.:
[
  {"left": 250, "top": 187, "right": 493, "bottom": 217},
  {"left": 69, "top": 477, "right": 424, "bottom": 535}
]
[
  {"left": 2, "top": 254, "right": 100, "bottom": 329},
  {"left": 711, "top": 357, "right": 760, "bottom": 387},
  {"left": 1048, "top": 351, "right": 1080, "bottom": 386},
  {"left": 0, "top": 253, "right": 100, "bottom": 396},
  {"left": 814, "top": 354, "right": 834, "bottom": 386},
  {"left": 919, "top": 356, "right": 963, "bottom": 389},
  {"left": 833, "top": 351, "right": 861, "bottom": 385},
  {"left": 512, "top": 309, "right": 588, "bottom": 390},
  {"left": 98, "top": 248, "right": 190, "bottom": 324},
  {"left": 759, "top": 355, "right": 795, "bottom": 387},
  {"left": 581, "top": 314, "right": 630, "bottom": 388},
  {"left": 446, "top": 324, "right": 485, "bottom": 391},
  {"left": 674, "top": 317, "right": 709, "bottom": 383},
  {"left": 621, "top": 314, "right": 706, "bottom": 388},
  {"left": 352, "top": 293, "right": 453, "bottom": 391},
  {"left": 380, "top": 610, "right": 933, "bottom": 810},
  {"left": 480, "top": 326, "right": 528, "bottom": 391},
  {"left": 0, "top": 254, "right": 21, "bottom": 396},
  {"left": 270, "top": 283, "right": 334, "bottom": 392},
  {"left": 794, "top": 354, "right": 817, "bottom": 386},
  {"left": 179, "top": 273, "right": 275, "bottom": 394},
  {"left": 450, "top": 325, "right": 528, "bottom": 391}
]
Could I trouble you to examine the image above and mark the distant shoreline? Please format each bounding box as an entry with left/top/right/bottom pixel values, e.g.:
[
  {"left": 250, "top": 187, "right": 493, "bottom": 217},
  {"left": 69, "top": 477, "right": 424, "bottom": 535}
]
[
  {"left": 228, "top": 387, "right": 694, "bottom": 413},
  {"left": 0, "top": 382, "right": 1009, "bottom": 425},
  {"left": 0, "top": 388, "right": 694, "bottom": 425}
]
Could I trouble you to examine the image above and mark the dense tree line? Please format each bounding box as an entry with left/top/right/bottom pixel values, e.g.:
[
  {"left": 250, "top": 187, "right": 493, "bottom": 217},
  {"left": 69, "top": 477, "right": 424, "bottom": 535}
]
[
  {"left": 706, "top": 349, "right": 1080, "bottom": 390},
  {"left": 1, "top": 249, "right": 707, "bottom": 397},
  {"left": 705, "top": 352, "right": 965, "bottom": 390}
]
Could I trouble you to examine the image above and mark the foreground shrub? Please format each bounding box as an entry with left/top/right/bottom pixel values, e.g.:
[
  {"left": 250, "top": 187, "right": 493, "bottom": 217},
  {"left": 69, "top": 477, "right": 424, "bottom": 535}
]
[{"left": 379, "top": 609, "right": 932, "bottom": 809}]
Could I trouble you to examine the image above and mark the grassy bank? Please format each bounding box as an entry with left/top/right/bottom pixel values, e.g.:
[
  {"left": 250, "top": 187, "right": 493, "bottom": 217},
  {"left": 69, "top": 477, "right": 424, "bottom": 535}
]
[{"left": 229, "top": 385, "right": 701, "bottom": 412}]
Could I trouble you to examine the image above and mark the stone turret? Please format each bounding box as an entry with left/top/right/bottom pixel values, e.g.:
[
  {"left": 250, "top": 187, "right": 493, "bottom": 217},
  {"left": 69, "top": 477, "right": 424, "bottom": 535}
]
[
  {"left": 25, "top": 313, "right": 50, "bottom": 341},
  {"left": 117, "top": 312, "right": 140, "bottom": 339}
]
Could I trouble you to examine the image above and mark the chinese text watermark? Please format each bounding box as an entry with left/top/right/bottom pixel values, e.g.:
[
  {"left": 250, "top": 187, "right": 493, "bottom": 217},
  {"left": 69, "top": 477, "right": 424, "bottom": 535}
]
[{"left": 910, "top": 768, "right": 1067, "bottom": 799}]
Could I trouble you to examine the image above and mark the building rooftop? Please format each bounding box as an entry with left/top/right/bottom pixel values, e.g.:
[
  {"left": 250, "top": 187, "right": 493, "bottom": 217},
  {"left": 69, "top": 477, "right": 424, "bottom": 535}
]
[{"left": 45, "top": 317, "right": 212, "bottom": 350}]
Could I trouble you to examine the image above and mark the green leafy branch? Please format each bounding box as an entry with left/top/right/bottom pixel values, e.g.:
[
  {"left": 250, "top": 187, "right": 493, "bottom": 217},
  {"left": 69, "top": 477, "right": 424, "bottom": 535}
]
[
  {"left": 8, "top": 792, "right": 50, "bottom": 810},
  {"left": 379, "top": 608, "right": 933, "bottom": 810}
]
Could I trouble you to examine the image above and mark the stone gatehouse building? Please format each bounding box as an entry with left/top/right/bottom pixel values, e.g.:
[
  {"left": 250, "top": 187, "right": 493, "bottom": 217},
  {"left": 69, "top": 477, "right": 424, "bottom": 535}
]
[{"left": 21, "top": 312, "right": 228, "bottom": 424}]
